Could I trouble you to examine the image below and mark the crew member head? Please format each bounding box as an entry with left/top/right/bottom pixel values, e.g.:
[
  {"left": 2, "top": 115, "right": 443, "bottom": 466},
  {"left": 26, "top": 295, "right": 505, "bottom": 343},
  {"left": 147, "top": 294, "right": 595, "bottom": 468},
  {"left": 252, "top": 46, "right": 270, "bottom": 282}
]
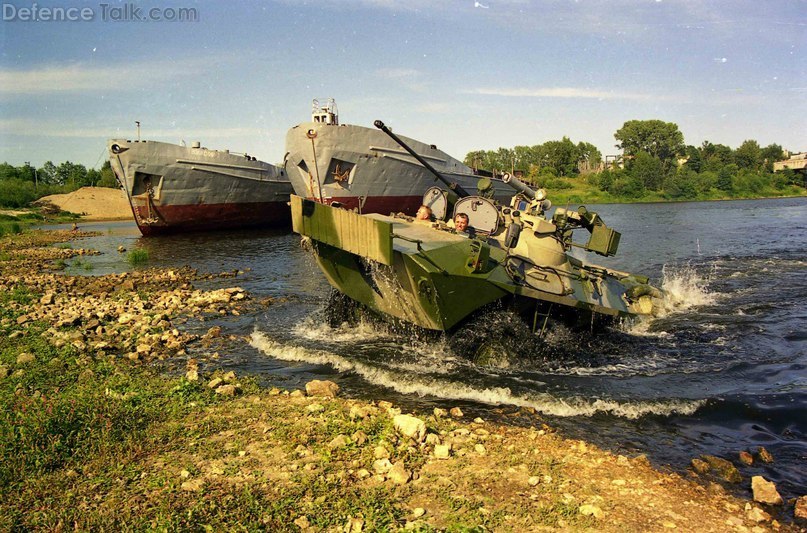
[
  {"left": 416, "top": 205, "right": 432, "bottom": 221},
  {"left": 454, "top": 212, "right": 469, "bottom": 232}
]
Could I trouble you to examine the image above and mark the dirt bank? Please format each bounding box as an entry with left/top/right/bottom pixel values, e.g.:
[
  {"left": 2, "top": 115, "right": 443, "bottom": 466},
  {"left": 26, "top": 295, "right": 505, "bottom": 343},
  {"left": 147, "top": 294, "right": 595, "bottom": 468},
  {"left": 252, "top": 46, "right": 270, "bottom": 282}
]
[
  {"left": 0, "top": 229, "right": 802, "bottom": 531},
  {"left": 36, "top": 186, "right": 132, "bottom": 221}
]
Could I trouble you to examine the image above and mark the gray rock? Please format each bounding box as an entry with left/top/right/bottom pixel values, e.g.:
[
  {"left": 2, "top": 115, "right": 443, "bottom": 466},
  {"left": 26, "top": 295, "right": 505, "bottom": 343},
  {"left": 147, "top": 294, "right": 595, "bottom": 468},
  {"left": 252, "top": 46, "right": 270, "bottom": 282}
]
[
  {"left": 393, "top": 414, "right": 426, "bottom": 443},
  {"left": 751, "top": 475, "right": 783, "bottom": 505},
  {"left": 305, "top": 379, "right": 340, "bottom": 398}
]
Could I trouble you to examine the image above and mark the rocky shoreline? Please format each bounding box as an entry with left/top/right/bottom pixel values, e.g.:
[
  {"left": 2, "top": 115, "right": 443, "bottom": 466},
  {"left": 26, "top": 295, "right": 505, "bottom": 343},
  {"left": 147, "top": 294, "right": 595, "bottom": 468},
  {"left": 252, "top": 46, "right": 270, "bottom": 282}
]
[{"left": 0, "top": 228, "right": 804, "bottom": 531}]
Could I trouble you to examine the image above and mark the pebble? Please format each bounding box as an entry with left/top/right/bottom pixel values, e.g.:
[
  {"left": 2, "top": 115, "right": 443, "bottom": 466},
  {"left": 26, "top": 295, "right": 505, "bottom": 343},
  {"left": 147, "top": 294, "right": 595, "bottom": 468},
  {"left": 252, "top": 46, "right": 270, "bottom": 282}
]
[
  {"left": 393, "top": 414, "right": 426, "bottom": 443},
  {"left": 578, "top": 504, "right": 603, "bottom": 519},
  {"left": 757, "top": 446, "right": 774, "bottom": 463},
  {"left": 794, "top": 495, "right": 807, "bottom": 520},
  {"left": 751, "top": 476, "right": 782, "bottom": 505},
  {"left": 305, "top": 379, "right": 340, "bottom": 398},
  {"left": 207, "top": 378, "right": 223, "bottom": 389},
  {"left": 449, "top": 407, "right": 464, "bottom": 418},
  {"left": 434, "top": 444, "right": 451, "bottom": 459},
  {"left": 387, "top": 462, "right": 411, "bottom": 485},
  {"left": 738, "top": 451, "right": 754, "bottom": 466},
  {"left": 528, "top": 476, "right": 540, "bottom": 486},
  {"left": 413, "top": 508, "right": 426, "bottom": 518}
]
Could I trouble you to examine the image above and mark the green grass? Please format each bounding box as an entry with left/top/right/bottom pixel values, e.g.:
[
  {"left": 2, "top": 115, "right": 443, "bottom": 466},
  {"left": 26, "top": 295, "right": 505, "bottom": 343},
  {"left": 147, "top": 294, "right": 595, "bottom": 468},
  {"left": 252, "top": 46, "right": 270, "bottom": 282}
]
[
  {"left": 70, "top": 257, "right": 94, "bottom": 271},
  {"left": 126, "top": 248, "right": 150, "bottom": 265}
]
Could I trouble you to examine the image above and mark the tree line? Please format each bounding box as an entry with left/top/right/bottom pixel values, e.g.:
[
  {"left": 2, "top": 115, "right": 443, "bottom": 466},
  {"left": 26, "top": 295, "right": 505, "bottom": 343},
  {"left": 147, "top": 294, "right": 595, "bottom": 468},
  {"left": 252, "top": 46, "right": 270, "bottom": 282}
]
[
  {"left": 465, "top": 120, "right": 804, "bottom": 201},
  {"left": 0, "top": 161, "right": 117, "bottom": 208}
]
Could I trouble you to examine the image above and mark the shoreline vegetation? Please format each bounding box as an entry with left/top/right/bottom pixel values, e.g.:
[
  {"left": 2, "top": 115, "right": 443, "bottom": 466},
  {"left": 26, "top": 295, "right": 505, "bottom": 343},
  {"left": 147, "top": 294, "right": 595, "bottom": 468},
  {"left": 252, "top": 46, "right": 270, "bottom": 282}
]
[{"left": 2, "top": 228, "right": 805, "bottom": 530}]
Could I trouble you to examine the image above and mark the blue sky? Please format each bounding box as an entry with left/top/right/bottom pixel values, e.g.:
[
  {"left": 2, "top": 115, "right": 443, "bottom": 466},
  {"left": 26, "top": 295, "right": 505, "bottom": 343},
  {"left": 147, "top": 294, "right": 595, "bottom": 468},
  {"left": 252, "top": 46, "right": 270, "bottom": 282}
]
[{"left": 1, "top": 0, "right": 805, "bottom": 168}]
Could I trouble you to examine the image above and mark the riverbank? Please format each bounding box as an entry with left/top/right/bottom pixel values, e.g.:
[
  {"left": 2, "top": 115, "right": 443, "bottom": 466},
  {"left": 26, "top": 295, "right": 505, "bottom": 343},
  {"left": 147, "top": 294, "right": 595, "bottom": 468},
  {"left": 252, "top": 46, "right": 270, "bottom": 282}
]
[{"left": 1, "top": 229, "right": 803, "bottom": 531}]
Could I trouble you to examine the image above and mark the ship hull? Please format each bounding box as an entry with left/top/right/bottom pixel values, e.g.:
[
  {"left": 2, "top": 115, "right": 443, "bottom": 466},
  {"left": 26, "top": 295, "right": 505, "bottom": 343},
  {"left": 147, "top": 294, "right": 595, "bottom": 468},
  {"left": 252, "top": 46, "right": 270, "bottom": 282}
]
[
  {"left": 284, "top": 122, "right": 514, "bottom": 215},
  {"left": 108, "top": 139, "right": 293, "bottom": 235}
]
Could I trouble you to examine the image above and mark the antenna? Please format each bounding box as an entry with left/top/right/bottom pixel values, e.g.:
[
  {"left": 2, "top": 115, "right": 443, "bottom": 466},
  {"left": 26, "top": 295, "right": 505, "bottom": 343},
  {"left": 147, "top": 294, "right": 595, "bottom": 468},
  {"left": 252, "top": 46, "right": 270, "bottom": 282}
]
[{"left": 135, "top": 121, "right": 141, "bottom": 141}]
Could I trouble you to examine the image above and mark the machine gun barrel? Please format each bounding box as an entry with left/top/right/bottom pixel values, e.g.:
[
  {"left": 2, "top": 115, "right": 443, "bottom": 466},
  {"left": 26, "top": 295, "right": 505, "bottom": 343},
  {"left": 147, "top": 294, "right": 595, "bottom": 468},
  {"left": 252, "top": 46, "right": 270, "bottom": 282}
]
[
  {"left": 374, "top": 120, "right": 470, "bottom": 198},
  {"left": 501, "top": 172, "right": 536, "bottom": 200}
]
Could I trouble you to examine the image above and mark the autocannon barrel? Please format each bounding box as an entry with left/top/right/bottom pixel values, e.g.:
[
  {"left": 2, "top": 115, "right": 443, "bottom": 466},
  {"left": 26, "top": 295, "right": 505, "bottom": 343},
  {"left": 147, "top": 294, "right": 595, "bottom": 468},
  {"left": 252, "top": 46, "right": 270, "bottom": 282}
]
[
  {"left": 374, "top": 120, "right": 470, "bottom": 198},
  {"left": 501, "top": 172, "right": 536, "bottom": 200}
]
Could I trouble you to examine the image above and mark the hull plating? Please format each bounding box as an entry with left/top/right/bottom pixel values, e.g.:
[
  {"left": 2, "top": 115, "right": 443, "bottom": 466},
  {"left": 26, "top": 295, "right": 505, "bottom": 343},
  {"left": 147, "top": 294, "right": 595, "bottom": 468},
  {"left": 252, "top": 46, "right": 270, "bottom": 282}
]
[
  {"left": 285, "top": 122, "right": 513, "bottom": 215},
  {"left": 108, "top": 139, "right": 293, "bottom": 235}
]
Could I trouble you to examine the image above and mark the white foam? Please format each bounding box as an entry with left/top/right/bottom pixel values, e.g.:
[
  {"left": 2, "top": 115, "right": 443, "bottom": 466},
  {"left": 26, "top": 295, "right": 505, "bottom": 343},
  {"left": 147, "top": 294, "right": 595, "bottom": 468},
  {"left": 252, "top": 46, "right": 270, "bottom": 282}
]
[
  {"left": 658, "top": 263, "right": 715, "bottom": 315},
  {"left": 250, "top": 330, "right": 705, "bottom": 420}
]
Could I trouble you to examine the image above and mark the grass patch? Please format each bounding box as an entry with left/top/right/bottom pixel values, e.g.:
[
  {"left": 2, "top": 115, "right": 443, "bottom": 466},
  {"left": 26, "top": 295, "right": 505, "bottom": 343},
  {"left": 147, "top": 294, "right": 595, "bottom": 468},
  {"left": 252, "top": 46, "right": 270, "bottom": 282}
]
[
  {"left": 126, "top": 248, "right": 150, "bottom": 265},
  {"left": 0, "top": 221, "right": 22, "bottom": 236},
  {"left": 70, "top": 257, "right": 94, "bottom": 271}
]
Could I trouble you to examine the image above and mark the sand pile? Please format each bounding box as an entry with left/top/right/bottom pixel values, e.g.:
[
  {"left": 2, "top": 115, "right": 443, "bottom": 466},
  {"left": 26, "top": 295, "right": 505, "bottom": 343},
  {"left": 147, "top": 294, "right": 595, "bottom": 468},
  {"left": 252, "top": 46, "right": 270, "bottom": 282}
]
[{"left": 37, "top": 186, "right": 132, "bottom": 221}]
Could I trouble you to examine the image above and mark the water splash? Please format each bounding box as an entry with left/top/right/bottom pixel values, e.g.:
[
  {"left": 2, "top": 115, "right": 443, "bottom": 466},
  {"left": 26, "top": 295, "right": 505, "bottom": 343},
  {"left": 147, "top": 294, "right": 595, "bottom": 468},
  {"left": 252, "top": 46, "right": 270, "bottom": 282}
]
[
  {"left": 658, "top": 262, "right": 715, "bottom": 314},
  {"left": 250, "top": 330, "right": 705, "bottom": 419}
]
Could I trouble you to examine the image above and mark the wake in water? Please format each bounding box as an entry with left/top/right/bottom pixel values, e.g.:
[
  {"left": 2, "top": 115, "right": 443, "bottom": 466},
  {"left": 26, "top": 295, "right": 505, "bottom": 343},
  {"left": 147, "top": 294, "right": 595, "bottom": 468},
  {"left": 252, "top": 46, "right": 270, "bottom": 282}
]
[{"left": 249, "top": 329, "right": 705, "bottom": 419}]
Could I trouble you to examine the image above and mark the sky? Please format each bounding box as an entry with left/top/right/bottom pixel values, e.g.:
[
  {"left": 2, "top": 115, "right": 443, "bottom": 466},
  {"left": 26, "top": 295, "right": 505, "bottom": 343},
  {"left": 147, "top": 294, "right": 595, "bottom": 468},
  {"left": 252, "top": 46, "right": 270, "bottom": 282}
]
[{"left": 0, "top": 0, "right": 805, "bottom": 168}]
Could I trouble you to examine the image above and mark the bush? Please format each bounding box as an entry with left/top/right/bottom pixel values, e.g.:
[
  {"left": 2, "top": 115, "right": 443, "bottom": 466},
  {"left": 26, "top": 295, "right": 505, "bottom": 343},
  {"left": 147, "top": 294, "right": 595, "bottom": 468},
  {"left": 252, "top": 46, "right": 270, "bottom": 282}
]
[
  {"left": 126, "top": 249, "right": 149, "bottom": 265},
  {"left": 0, "top": 179, "right": 37, "bottom": 208}
]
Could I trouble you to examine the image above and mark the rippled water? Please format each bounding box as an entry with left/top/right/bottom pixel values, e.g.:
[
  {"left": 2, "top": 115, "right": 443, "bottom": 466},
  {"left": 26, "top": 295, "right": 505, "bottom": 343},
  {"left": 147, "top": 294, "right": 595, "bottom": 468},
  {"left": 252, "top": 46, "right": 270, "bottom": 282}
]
[{"left": 58, "top": 197, "right": 807, "bottom": 500}]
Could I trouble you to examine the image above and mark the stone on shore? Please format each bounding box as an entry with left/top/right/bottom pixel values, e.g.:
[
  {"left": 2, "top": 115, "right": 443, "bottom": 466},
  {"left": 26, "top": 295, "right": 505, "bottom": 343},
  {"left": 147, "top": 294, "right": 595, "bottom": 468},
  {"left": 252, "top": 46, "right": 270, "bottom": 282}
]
[
  {"left": 690, "top": 458, "right": 710, "bottom": 474},
  {"left": 305, "top": 379, "right": 340, "bottom": 398},
  {"left": 579, "top": 504, "right": 603, "bottom": 519},
  {"left": 387, "top": 462, "right": 411, "bottom": 485},
  {"left": 449, "top": 407, "right": 464, "bottom": 418},
  {"left": 751, "top": 476, "right": 782, "bottom": 505},
  {"left": 702, "top": 455, "right": 742, "bottom": 483},
  {"left": 434, "top": 444, "right": 451, "bottom": 459},
  {"left": 215, "top": 384, "right": 239, "bottom": 396},
  {"left": 794, "top": 495, "right": 807, "bottom": 520},
  {"left": 757, "top": 446, "right": 774, "bottom": 463},
  {"left": 207, "top": 377, "right": 223, "bottom": 389},
  {"left": 394, "top": 414, "right": 426, "bottom": 443},
  {"left": 738, "top": 451, "right": 754, "bottom": 466}
]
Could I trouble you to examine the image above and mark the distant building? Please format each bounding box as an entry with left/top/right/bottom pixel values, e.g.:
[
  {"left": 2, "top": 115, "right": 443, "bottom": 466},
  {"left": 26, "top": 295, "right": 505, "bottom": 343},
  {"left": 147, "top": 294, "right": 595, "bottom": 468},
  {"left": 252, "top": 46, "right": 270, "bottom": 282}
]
[{"left": 773, "top": 152, "right": 807, "bottom": 172}]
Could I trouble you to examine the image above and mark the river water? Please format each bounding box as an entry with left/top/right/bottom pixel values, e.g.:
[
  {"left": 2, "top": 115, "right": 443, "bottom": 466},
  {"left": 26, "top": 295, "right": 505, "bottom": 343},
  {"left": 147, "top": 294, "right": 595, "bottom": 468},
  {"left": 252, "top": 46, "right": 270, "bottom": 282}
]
[{"left": 58, "top": 197, "right": 806, "bottom": 501}]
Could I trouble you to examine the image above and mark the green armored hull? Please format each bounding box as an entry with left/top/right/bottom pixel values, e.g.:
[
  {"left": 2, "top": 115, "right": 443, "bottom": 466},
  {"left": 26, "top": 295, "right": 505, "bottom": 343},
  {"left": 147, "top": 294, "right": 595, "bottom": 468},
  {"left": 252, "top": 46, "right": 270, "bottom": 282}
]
[{"left": 292, "top": 194, "right": 661, "bottom": 332}]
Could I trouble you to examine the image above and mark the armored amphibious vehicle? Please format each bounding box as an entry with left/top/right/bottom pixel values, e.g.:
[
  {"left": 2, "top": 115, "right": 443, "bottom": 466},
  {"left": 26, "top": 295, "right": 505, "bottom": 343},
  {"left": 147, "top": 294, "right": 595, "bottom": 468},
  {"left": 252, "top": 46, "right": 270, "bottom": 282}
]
[{"left": 292, "top": 120, "right": 664, "bottom": 334}]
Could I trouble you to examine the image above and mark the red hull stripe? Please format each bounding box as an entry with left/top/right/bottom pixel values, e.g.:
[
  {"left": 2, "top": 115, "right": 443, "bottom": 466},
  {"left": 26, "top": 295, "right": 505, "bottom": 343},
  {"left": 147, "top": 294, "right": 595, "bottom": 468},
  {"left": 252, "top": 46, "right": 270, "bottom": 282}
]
[{"left": 133, "top": 201, "right": 290, "bottom": 236}]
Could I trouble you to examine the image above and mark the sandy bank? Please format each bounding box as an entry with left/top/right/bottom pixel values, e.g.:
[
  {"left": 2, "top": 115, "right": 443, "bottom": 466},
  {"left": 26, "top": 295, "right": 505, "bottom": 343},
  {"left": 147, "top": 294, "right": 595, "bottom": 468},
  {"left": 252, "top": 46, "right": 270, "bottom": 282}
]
[{"left": 36, "top": 186, "right": 132, "bottom": 221}]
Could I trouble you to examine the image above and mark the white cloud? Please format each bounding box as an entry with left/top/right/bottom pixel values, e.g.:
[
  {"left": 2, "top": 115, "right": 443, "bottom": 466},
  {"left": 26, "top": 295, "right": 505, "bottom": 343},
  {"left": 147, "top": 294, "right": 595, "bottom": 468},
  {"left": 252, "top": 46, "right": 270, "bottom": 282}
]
[
  {"left": 0, "top": 59, "right": 208, "bottom": 95},
  {"left": 469, "top": 86, "right": 662, "bottom": 101},
  {"left": 375, "top": 68, "right": 422, "bottom": 79},
  {"left": 0, "top": 118, "right": 265, "bottom": 139}
]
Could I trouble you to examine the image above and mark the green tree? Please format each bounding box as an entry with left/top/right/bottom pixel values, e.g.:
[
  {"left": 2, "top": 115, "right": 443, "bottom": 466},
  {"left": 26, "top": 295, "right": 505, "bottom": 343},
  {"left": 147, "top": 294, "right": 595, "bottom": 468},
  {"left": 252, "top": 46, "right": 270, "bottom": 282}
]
[
  {"left": 0, "top": 163, "right": 20, "bottom": 181},
  {"left": 98, "top": 161, "right": 118, "bottom": 188},
  {"left": 630, "top": 151, "right": 665, "bottom": 191},
  {"left": 614, "top": 119, "right": 685, "bottom": 172},
  {"left": 733, "top": 139, "right": 762, "bottom": 170},
  {"left": 760, "top": 143, "right": 785, "bottom": 172},
  {"left": 716, "top": 164, "right": 737, "bottom": 192},
  {"left": 537, "top": 137, "right": 580, "bottom": 176},
  {"left": 683, "top": 145, "right": 702, "bottom": 173},
  {"left": 38, "top": 161, "right": 59, "bottom": 185},
  {"left": 576, "top": 141, "right": 602, "bottom": 172}
]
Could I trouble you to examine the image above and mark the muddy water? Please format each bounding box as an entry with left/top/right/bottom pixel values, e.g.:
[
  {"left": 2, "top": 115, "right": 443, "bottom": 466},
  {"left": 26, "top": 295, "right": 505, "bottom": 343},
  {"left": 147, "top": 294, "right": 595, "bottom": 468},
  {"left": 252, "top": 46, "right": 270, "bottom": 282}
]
[{"left": 57, "top": 196, "right": 807, "bottom": 500}]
